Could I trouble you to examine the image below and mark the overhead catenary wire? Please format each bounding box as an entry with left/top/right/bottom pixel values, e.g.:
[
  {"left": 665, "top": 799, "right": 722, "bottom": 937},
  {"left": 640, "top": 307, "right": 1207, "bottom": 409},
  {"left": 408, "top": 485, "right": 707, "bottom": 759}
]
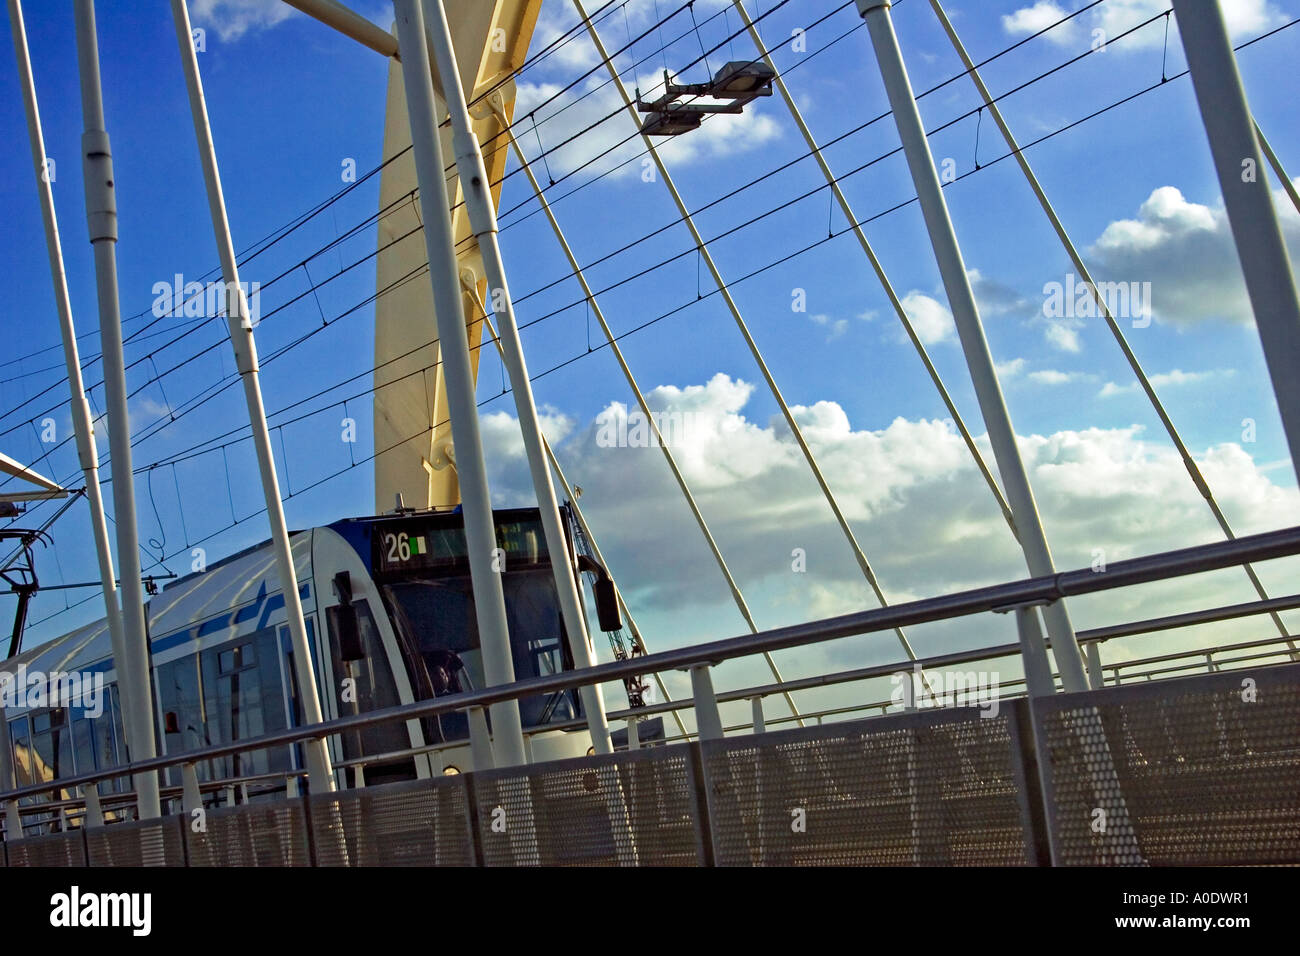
[
  {"left": 0, "top": 0, "right": 796, "bottom": 437},
  {"left": 10, "top": 12, "right": 1294, "bottom": 545},
  {"left": 0, "top": 2, "right": 1079, "bottom": 490}
]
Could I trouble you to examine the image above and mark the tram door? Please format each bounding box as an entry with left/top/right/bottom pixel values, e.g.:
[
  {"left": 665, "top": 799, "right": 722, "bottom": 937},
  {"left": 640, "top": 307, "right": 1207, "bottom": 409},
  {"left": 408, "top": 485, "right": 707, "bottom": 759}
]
[
  {"left": 321, "top": 600, "right": 413, "bottom": 787},
  {"left": 277, "top": 619, "right": 323, "bottom": 792}
]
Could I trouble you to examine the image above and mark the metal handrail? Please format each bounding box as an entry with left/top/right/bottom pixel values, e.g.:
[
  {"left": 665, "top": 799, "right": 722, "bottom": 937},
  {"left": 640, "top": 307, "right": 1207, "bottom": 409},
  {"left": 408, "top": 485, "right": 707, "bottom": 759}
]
[{"left": 2, "top": 523, "right": 1299, "bottom": 806}]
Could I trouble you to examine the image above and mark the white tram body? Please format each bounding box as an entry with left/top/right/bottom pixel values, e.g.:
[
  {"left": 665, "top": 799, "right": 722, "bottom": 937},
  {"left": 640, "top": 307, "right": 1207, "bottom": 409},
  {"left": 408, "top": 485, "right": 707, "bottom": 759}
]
[{"left": 2, "top": 506, "right": 604, "bottom": 804}]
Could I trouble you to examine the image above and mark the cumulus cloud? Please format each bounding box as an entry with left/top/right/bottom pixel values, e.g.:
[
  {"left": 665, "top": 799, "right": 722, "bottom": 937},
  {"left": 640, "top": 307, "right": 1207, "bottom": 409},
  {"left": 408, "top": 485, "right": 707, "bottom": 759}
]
[
  {"left": 1044, "top": 319, "right": 1083, "bottom": 352},
  {"left": 1001, "top": 1, "right": 1080, "bottom": 46},
  {"left": 480, "top": 374, "right": 1300, "bottom": 689},
  {"left": 996, "top": 358, "right": 1027, "bottom": 378},
  {"left": 1028, "top": 369, "right": 1095, "bottom": 386},
  {"left": 899, "top": 291, "right": 956, "bottom": 345},
  {"left": 1001, "top": 0, "right": 1286, "bottom": 50},
  {"left": 1088, "top": 185, "right": 1300, "bottom": 326}
]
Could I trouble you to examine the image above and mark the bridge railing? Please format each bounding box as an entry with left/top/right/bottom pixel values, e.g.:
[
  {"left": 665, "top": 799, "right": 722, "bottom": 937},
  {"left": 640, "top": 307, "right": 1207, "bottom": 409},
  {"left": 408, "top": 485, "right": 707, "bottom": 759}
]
[{"left": 2, "top": 524, "right": 1299, "bottom": 864}]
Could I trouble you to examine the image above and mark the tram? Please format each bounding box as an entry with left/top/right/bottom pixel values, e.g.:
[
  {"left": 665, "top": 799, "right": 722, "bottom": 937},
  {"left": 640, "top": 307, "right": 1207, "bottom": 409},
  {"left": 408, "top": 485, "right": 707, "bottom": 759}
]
[{"left": 1, "top": 504, "right": 627, "bottom": 810}]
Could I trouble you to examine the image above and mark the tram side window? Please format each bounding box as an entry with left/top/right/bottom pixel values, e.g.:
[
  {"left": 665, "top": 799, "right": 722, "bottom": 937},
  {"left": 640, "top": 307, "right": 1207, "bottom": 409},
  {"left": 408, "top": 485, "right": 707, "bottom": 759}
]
[
  {"left": 8, "top": 714, "right": 31, "bottom": 787},
  {"left": 99, "top": 684, "right": 129, "bottom": 794},
  {"left": 72, "top": 709, "right": 95, "bottom": 785},
  {"left": 199, "top": 629, "right": 291, "bottom": 781},
  {"left": 326, "top": 600, "right": 406, "bottom": 762},
  {"left": 30, "top": 709, "right": 75, "bottom": 783},
  {"left": 157, "top": 652, "right": 211, "bottom": 786},
  {"left": 7, "top": 714, "right": 46, "bottom": 829}
]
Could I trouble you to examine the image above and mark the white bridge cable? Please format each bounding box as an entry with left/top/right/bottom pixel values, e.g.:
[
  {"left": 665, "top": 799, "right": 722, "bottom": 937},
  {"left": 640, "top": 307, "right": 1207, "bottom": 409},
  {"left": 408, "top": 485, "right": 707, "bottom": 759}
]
[
  {"left": 930, "top": 0, "right": 1299, "bottom": 656},
  {"left": 575, "top": 0, "right": 933, "bottom": 666}
]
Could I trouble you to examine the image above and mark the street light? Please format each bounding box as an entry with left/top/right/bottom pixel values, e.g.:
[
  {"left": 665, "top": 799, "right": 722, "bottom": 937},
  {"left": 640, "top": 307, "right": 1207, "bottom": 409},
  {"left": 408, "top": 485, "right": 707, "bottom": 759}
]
[{"left": 635, "top": 61, "right": 776, "bottom": 136}]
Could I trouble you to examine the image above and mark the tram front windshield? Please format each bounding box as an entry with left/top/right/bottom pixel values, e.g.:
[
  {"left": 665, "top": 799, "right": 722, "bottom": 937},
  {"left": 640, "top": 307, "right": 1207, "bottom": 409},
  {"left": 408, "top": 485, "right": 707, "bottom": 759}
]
[{"left": 380, "top": 568, "right": 579, "bottom": 741}]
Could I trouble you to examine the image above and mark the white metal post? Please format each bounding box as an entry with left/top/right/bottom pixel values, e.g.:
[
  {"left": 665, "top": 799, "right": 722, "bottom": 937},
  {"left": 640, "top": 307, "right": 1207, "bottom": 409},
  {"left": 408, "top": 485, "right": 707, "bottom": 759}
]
[
  {"left": 690, "top": 665, "right": 725, "bottom": 741},
  {"left": 72, "top": 0, "right": 161, "bottom": 818},
  {"left": 83, "top": 785, "right": 104, "bottom": 828},
  {"left": 9, "top": 0, "right": 130, "bottom": 713},
  {"left": 467, "top": 706, "right": 495, "bottom": 771},
  {"left": 1086, "top": 641, "right": 1104, "bottom": 690},
  {"left": 1171, "top": 0, "right": 1300, "bottom": 484},
  {"left": 168, "top": 0, "right": 335, "bottom": 793},
  {"left": 855, "top": 0, "right": 1088, "bottom": 692},
  {"left": 423, "top": 0, "right": 611, "bottom": 754},
  {"left": 1014, "top": 605, "right": 1055, "bottom": 698},
  {"left": 391, "top": 0, "right": 526, "bottom": 766},
  {"left": 180, "top": 761, "right": 202, "bottom": 818}
]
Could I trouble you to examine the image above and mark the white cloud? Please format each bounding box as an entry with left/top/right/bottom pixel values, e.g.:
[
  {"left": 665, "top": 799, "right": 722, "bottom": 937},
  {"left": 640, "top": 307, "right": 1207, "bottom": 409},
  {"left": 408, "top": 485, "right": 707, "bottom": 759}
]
[
  {"left": 1044, "top": 320, "right": 1082, "bottom": 352},
  {"left": 1089, "top": 186, "right": 1300, "bottom": 326},
  {"left": 1097, "top": 0, "right": 1286, "bottom": 48},
  {"left": 1001, "top": 1, "right": 1080, "bottom": 46},
  {"left": 899, "top": 291, "right": 956, "bottom": 345},
  {"left": 1002, "top": 0, "right": 1286, "bottom": 50},
  {"left": 1028, "top": 369, "right": 1094, "bottom": 386},
  {"left": 996, "top": 358, "right": 1027, "bottom": 378},
  {"left": 809, "top": 313, "right": 849, "bottom": 341},
  {"left": 480, "top": 374, "right": 1300, "bottom": 686},
  {"left": 1098, "top": 367, "right": 1233, "bottom": 397},
  {"left": 189, "top": 0, "right": 296, "bottom": 42}
]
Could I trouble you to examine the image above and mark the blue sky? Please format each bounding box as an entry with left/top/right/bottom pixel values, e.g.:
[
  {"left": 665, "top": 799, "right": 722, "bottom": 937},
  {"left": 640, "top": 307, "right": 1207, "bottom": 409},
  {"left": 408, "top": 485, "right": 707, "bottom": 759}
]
[{"left": 3, "top": 0, "right": 1300, "bottom": 716}]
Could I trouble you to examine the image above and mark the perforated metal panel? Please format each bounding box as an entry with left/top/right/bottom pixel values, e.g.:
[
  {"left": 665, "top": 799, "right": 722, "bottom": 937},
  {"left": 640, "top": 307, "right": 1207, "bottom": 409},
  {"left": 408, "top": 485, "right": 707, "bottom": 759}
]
[
  {"left": 186, "top": 799, "right": 311, "bottom": 866},
  {"left": 5, "top": 829, "right": 86, "bottom": 867},
  {"left": 472, "top": 745, "right": 705, "bottom": 866},
  {"left": 85, "top": 817, "right": 187, "bottom": 867},
  {"left": 702, "top": 706, "right": 1036, "bottom": 866},
  {"left": 310, "top": 776, "right": 474, "bottom": 866},
  {"left": 1034, "top": 661, "right": 1300, "bottom": 866}
]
